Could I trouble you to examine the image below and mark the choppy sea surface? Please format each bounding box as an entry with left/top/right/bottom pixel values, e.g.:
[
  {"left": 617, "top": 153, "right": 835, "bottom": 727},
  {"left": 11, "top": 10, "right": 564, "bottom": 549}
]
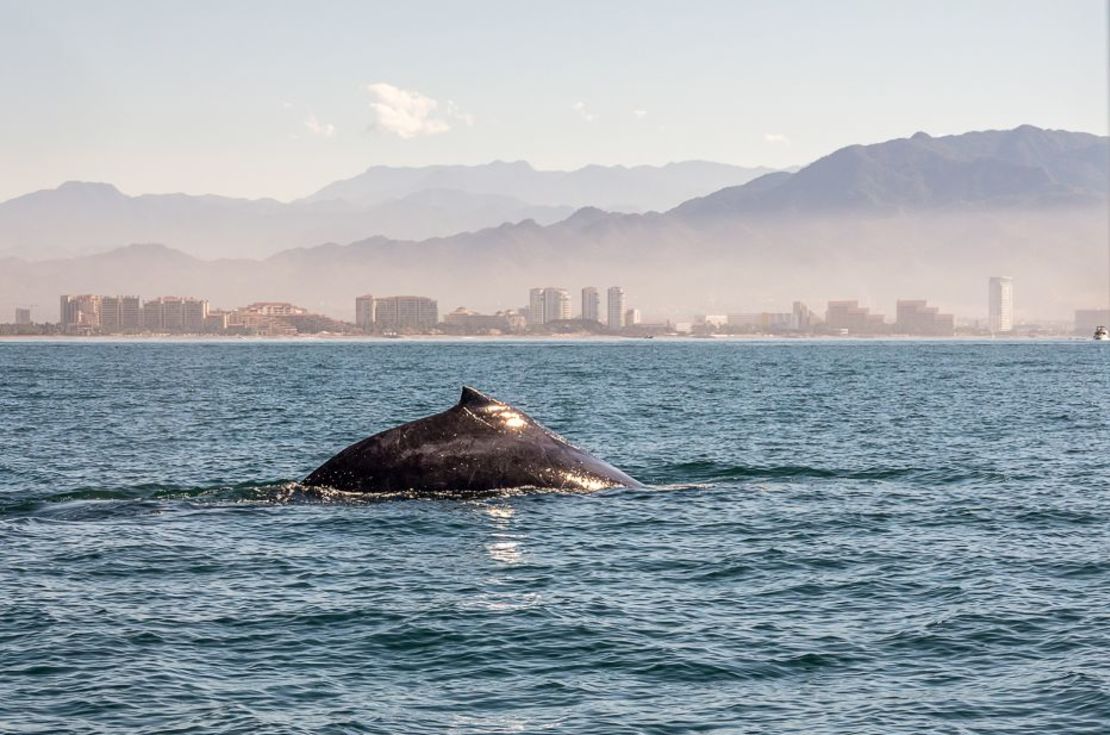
[{"left": 1, "top": 340, "right": 1108, "bottom": 734}]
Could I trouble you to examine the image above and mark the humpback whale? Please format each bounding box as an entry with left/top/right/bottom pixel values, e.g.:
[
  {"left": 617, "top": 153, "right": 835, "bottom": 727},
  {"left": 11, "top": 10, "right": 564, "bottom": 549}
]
[{"left": 304, "top": 387, "right": 641, "bottom": 494}]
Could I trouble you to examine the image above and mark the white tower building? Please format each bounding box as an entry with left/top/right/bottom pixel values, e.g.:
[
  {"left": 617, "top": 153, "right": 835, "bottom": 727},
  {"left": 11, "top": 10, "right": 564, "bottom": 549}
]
[
  {"left": 988, "top": 276, "right": 1013, "bottom": 333},
  {"left": 607, "top": 286, "right": 625, "bottom": 330},
  {"left": 581, "top": 287, "right": 600, "bottom": 322}
]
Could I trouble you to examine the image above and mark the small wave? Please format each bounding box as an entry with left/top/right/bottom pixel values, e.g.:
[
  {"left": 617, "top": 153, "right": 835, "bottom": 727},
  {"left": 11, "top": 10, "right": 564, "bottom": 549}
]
[
  {"left": 0, "top": 480, "right": 296, "bottom": 520},
  {"left": 0, "top": 479, "right": 668, "bottom": 520},
  {"left": 651, "top": 460, "right": 1030, "bottom": 486}
]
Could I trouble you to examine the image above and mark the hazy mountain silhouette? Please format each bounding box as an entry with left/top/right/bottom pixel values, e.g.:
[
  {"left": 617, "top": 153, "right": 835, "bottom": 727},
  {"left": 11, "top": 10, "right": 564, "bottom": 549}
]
[
  {"left": 0, "top": 161, "right": 779, "bottom": 261},
  {"left": 301, "top": 160, "right": 781, "bottom": 211},
  {"left": 0, "top": 182, "right": 574, "bottom": 260},
  {"left": 674, "top": 126, "right": 1108, "bottom": 216}
]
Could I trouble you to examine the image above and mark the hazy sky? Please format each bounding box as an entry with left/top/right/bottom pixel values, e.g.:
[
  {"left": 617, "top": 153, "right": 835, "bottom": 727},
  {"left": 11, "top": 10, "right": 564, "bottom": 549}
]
[{"left": 1, "top": 0, "right": 1106, "bottom": 202}]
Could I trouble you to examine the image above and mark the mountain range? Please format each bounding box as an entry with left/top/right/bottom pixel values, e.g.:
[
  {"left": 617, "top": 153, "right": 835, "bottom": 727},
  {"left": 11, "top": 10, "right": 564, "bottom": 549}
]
[
  {"left": 1, "top": 125, "right": 1106, "bottom": 322},
  {"left": 302, "top": 160, "right": 784, "bottom": 211},
  {"left": 0, "top": 161, "right": 779, "bottom": 261},
  {"left": 675, "top": 125, "right": 1107, "bottom": 216}
]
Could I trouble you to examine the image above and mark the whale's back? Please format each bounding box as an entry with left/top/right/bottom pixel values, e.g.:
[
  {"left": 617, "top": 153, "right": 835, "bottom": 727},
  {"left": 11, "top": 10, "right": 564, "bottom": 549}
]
[{"left": 303, "top": 387, "right": 640, "bottom": 494}]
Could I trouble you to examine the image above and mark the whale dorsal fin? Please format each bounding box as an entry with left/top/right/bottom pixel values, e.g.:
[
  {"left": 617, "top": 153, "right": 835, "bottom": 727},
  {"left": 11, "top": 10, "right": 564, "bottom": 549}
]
[{"left": 459, "top": 386, "right": 502, "bottom": 409}]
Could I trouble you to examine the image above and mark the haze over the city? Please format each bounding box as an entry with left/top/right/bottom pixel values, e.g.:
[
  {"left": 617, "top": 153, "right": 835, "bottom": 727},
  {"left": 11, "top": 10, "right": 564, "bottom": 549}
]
[{"left": 1, "top": 0, "right": 1107, "bottom": 325}]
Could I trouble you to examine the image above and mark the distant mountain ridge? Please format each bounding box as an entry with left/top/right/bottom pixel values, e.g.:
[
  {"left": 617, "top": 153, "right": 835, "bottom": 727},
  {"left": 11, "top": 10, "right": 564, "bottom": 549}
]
[
  {"left": 674, "top": 126, "right": 1108, "bottom": 216},
  {"left": 302, "top": 160, "right": 784, "bottom": 211},
  {"left": 0, "top": 180, "right": 574, "bottom": 261},
  {"left": 0, "top": 161, "right": 779, "bottom": 261}
]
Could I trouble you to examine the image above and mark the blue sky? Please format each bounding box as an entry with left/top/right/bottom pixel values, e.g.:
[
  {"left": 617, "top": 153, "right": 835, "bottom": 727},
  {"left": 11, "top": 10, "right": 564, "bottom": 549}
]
[{"left": 1, "top": 0, "right": 1106, "bottom": 201}]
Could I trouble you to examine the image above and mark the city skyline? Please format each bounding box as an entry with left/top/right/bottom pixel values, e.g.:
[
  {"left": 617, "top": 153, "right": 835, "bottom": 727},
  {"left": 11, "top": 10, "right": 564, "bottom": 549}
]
[
  {"left": 7, "top": 275, "right": 1095, "bottom": 337},
  {"left": 2, "top": 123, "right": 1105, "bottom": 325}
]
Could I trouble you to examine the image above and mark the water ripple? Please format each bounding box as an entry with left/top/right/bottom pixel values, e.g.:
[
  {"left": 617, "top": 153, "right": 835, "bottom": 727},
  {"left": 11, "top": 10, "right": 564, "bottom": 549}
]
[{"left": 1, "top": 341, "right": 1108, "bottom": 734}]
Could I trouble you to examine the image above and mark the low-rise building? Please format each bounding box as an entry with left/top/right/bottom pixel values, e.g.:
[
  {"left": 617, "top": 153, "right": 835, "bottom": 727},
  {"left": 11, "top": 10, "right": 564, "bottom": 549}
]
[
  {"left": 695, "top": 314, "right": 728, "bottom": 329},
  {"left": 444, "top": 307, "right": 525, "bottom": 334},
  {"left": 225, "top": 302, "right": 308, "bottom": 335},
  {"left": 204, "top": 310, "right": 230, "bottom": 332},
  {"left": 238, "top": 302, "right": 307, "bottom": 317},
  {"left": 727, "top": 312, "right": 793, "bottom": 332}
]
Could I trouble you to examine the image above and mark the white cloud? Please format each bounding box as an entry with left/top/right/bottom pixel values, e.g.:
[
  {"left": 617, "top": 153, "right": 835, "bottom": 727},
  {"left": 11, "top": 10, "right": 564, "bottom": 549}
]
[
  {"left": 763, "top": 132, "right": 790, "bottom": 145},
  {"left": 304, "top": 113, "right": 336, "bottom": 138},
  {"left": 633, "top": 109, "right": 647, "bottom": 118},
  {"left": 367, "top": 82, "right": 452, "bottom": 138},
  {"left": 446, "top": 100, "right": 475, "bottom": 127},
  {"left": 572, "top": 101, "right": 597, "bottom": 123}
]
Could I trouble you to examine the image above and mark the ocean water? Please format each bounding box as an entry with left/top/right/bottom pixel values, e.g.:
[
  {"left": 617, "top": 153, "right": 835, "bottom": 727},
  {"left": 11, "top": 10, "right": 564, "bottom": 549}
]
[{"left": 1, "top": 339, "right": 1108, "bottom": 734}]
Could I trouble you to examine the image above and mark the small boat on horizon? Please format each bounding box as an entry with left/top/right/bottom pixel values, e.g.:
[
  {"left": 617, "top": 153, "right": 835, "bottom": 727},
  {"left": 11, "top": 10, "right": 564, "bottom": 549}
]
[{"left": 1095, "top": 325, "right": 1109, "bottom": 341}]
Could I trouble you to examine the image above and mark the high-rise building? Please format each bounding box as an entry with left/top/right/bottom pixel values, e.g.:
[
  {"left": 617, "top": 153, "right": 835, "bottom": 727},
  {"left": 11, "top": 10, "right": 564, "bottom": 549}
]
[
  {"left": 161, "top": 298, "right": 185, "bottom": 331},
  {"left": 14, "top": 308, "right": 30, "bottom": 325},
  {"left": 99, "top": 295, "right": 141, "bottom": 332},
  {"left": 142, "top": 299, "right": 164, "bottom": 330},
  {"left": 77, "top": 297, "right": 140, "bottom": 335},
  {"left": 183, "top": 298, "right": 208, "bottom": 332},
  {"left": 355, "top": 294, "right": 376, "bottom": 330},
  {"left": 59, "top": 294, "right": 101, "bottom": 331},
  {"left": 607, "top": 286, "right": 625, "bottom": 330},
  {"left": 373, "top": 296, "right": 438, "bottom": 332},
  {"left": 543, "top": 288, "right": 571, "bottom": 323},
  {"left": 529, "top": 288, "right": 546, "bottom": 326},
  {"left": 624, "top": 308, "right": 642, "bottom": 326},
  {"left": 792, "top": 301, "right": 820, "bottom": 331},
  {"left": 825, "top": 300, "right": 886, "bottom": 334},
  {"left": 101, "top": 296, "right": 120, "bottom": 331},
  {"left": 895, "top": 299, "right": 955, "bottom": 336},
  {"left": 120, "top": 296, "right": 141, "bottom": 330},
  {"left": 141, "top": 297, "right": 209, "bottom": 332},
  {"left": 581, "top": 287, "right": 600, "bottom": 322},
  {"left": 988, "top": 276, "right": 1013, "bottom": 333}
]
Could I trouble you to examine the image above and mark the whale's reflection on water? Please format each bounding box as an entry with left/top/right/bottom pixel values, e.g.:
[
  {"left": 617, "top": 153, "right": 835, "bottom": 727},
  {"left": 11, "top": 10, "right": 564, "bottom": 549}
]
[
  {"left": 486, "top": 540, "right": 521, "bottom": 564},
  {"left": 483, "top": 504, "right": 516, "bottom": 521},
  {"left": 482, "top": 503, "right": 523, "bottom": 565},
  {"left": 456, "top": 502, "right": 539, "bottom": 612}
]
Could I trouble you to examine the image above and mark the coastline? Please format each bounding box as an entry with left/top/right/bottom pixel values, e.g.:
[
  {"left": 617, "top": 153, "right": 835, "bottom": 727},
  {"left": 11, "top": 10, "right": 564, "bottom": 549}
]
[{"left": 0, "top": 334, "right": 1094, "bottom": 344}]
